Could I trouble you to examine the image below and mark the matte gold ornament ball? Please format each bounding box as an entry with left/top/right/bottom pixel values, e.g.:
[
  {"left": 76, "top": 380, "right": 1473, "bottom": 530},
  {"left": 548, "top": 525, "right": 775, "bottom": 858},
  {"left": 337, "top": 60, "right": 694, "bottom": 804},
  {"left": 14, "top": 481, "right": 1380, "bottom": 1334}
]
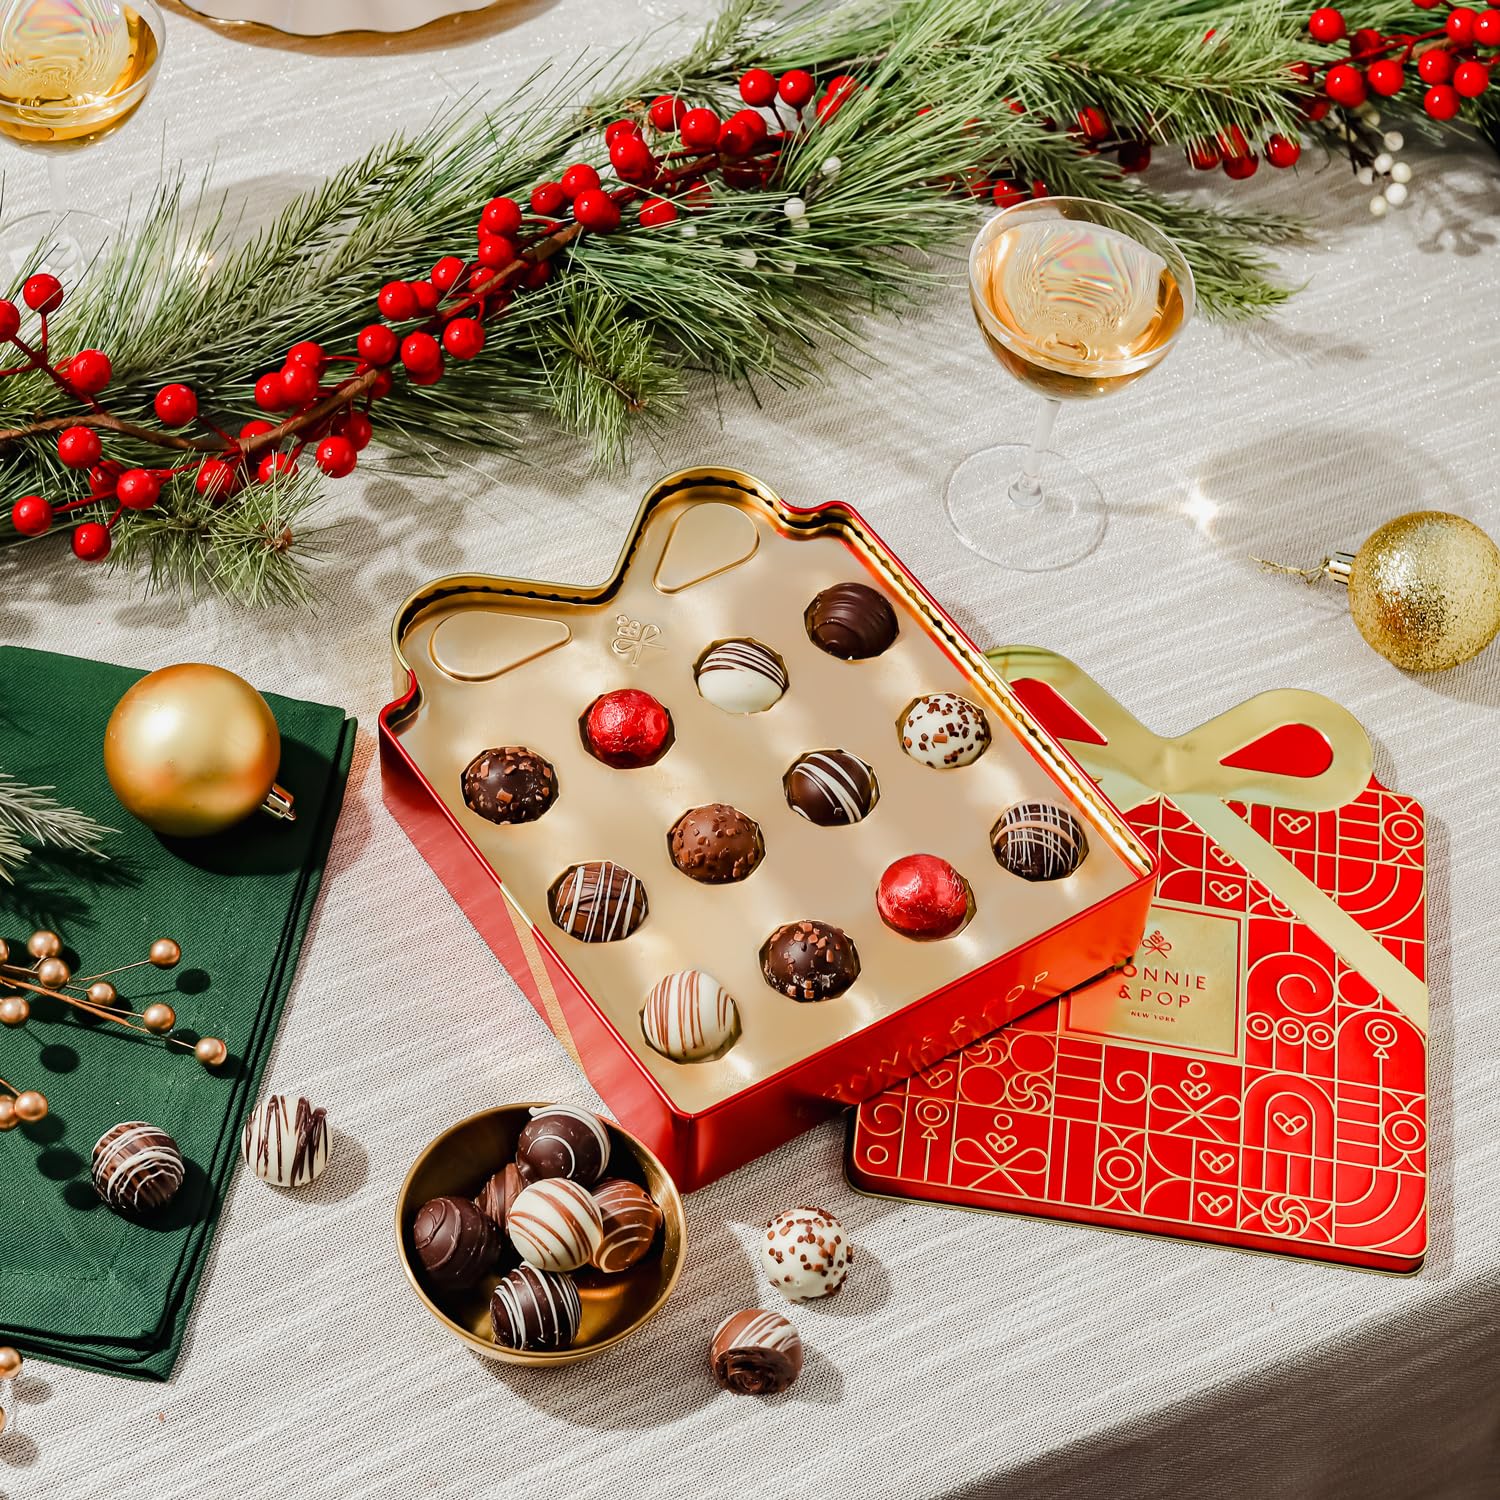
[
  {"left": 104, "top": 664, "right": 283, "bottom": 837},
  {"left": 1348, "top": 512, "right": 1500, "bottom": 672}
]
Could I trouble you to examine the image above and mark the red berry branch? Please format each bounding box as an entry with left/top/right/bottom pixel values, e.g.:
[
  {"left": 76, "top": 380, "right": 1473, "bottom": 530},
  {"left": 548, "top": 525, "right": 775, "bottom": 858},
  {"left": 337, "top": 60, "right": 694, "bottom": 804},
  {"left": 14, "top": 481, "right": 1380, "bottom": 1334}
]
[{"left": 3, "top": 66, "right": 855, "bottom": 568}]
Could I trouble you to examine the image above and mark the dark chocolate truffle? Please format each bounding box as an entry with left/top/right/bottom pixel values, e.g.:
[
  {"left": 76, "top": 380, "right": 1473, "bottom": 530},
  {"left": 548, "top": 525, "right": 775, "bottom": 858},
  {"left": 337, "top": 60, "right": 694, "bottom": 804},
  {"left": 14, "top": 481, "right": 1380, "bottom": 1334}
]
[
  {"left": 783, "top": 749, "right": 878, "bottom": 827},
  {"left": 761, "top": 919, "right": 860, "bottom": 1001},
  {"left": 877, "top": 853, "right": 972, "bottom": 939},
  {"left": 668, "top": 803, "right": 764, "bottom": 885},
  {"left": 710, "top": 1309, "right": 803, "bottom": 1394},
  {"left": 91, "top": 1121, "right": 184, "bottom": 1215},
  {"left": 490, "top": 1264, "right": 582, "bottom": 1351},
  {"left": 804, "top": 582, "right": 898, "bottom": 660},
  {"left": 516, "top": 1105, "right": 612, "bottom": 1186},
  {"left": 592, "top": 1179, "right": 663, "bottom": 1274},
  {"left": 475, "top": 1162, "right": 525, "bottom": 1233},
  {"left": 461, "top": 746, "right": 557, "bottom": 824},
  {"left": 991, "top": 802, "right": 1089, "bottom": 881},
  {"left": 582, "top": 689, "right": 674, "bottom": 768},
  {"left": 548, "top": 861, "right": 647, "bottom": 942},
  {"left": 412, "top": 1194, "right": 501, "bottom": 1292}
]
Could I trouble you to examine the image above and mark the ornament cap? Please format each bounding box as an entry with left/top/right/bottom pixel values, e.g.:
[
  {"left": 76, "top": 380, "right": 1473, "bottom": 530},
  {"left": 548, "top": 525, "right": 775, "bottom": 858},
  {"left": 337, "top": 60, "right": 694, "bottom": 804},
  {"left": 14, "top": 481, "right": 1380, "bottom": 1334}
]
[
  {"left": 1326, "top": 551, "right": 1355, "bottom": 586},
  {"left": 262, "top": 782, "right": 296, "bottom": 823}
]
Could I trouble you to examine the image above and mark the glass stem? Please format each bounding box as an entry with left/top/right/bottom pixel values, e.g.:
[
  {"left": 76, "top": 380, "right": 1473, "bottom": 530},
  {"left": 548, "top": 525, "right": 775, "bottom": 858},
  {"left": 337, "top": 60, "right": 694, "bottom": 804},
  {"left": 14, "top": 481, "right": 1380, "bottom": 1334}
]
[
  {"left": 46, "top": 153, "right": 70, "bottom": 218},
  {"left": 1008, "top": 397, "right": 1060, "bottom": 511}
]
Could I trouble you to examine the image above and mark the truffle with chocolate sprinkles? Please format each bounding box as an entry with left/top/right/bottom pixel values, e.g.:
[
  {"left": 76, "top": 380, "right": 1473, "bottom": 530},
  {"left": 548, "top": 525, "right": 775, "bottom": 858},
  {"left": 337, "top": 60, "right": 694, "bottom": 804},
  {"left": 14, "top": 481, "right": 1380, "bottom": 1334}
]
[
  {"left": 760, "top": 1206, "right": 852, "bottom": 1301},
  {"left": 668, "top": 803, "right": 764, "bottom": 885},
  {"left": 761, "top": 919, "right": 860, "bottom": 1001},
  {"left": 710, "top": 1309, "right": 804, "bottom": 1394},
  {"left": 461, "top": 746, "right": 557, "bottom": 824},
  {"left": 899, "top": 692, "right": 991, "bottom": 769}
]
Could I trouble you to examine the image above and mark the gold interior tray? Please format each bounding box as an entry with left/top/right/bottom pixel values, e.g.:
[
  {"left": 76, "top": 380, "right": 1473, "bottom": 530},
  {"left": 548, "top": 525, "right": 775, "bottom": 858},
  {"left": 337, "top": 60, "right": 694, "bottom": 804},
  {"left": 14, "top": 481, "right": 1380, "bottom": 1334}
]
[{"left": 390, "top": 470, "right": 1148, "bottom": 1115}]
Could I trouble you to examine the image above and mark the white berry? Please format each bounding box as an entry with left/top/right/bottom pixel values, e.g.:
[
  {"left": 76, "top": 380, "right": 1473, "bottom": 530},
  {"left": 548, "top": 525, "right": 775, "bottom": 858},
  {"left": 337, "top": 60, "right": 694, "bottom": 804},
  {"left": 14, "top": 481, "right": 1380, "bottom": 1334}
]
[
  {"left": 1383, "top": 130, "right": 1405, "bottom": 151},
  {"left": 1373, "top": 152, "right": 1393, "bottom": 175},
  {"left": 821, "top": 156, "right": 842, "bottom": 178},
  {"left": 680, "top": 222, "right": 698, "bottom": 238},
  {"left": 1369, "top": 195, "right": 1388, "bottom": 218},
  {"left": 783, "top": 196, "right": 806, "bottom": 220},
  {"left": 735, "top": 248, "right": 757, "bottom": 269},
  {"left": 1356, "top": 166, "right": 1374, "bottom": 186},
  {"left": 1391, "top": 161, "right": 1412, "bottom": 184},
  {"left": 1384, "top": 181, "right": 1408, "bottom": 208}
]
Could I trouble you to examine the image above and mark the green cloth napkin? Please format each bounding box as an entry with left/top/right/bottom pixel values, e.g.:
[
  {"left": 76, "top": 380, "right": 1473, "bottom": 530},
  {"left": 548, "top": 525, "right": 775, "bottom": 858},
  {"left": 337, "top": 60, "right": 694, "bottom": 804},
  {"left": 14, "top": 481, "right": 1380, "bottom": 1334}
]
[{"left": 0, "top": 646, "right": 354, "bottom": 1380}]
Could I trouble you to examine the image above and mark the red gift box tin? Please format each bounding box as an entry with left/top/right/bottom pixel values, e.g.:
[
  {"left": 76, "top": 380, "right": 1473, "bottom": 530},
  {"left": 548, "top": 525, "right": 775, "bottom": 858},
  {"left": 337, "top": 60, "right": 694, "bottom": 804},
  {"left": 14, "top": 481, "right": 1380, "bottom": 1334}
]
[
  {"left": 848, "top": 646, "right": 1428, "bottom": 1270},
  {"left": 379, "top": 469, "right": 1156, "bottom": 1190}
]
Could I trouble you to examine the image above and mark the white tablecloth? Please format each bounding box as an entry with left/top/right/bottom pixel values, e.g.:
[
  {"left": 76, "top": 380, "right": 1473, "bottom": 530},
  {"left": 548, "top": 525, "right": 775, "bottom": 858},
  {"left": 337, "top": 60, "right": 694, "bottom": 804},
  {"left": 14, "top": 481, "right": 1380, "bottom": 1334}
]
[{"left": 4, "top": 4, "right": 1498, "bottom": 1497}]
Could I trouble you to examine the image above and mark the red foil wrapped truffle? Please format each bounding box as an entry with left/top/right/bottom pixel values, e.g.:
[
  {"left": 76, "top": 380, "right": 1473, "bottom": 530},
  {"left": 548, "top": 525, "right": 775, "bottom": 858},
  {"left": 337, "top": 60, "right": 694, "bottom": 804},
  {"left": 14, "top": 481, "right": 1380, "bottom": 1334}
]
[
  {"left": 582, "top": 689, "right": 674, "bottom": 768},
  {"left": 876, "top": 853, "right": 972, "bottom": 939}
]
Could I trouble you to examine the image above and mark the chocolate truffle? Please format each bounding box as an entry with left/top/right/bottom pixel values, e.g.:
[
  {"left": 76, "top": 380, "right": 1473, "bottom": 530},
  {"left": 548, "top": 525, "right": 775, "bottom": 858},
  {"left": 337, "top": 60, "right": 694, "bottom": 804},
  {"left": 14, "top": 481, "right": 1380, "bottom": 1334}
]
[
  {"left": 804, "top": 581, "right": 898, "bottom": 660},
  {"left": 641, "top": 969, "right": 740, "bottom": 1062},
  {"left": 582, "top": 689, "right": 674, "bottom": 768},
  {"left": 241, "top": 1094, "right": 330, "bottom": 1189},
  {"left": 668, "top": 803, "right": 764, "bottom": 885},
  {"left": 474, "top": 1162, "right": 525, "bottom": 1233},
  {"left": 412, "top": 1194, "right": 501, "bottom": 1291},
  {"left": 461, "top": 746, "right": 557, "bottom": 824},
  {"left": 91, "top": 1121, "right": 184, "bottom": 1215},
  {"left": 991, "top": 801, "right": 1089, "bottom": 881},
  {"left": 761, "top": 919, "right": 860, "bottom": 1001},
  {"left": 899, "top": 692, "right": 991, "bottom": 769},
  {"left": 877, "top": 853, "right": 972, "bottom": 940},
  {"left": 710, "top": 1309, "right": 804, "bottom": 1395},
  {"left": 490, "top": 1264, "right": 582, "bottom": 1352},
  {"left": 783, "top": 749, "right": 878, "bottom": 827},
  {"left": 695, "top": 639, "right": 787, "bottom": 714},
  {"left": 760, "top": 1206, "right": 852, "bottom": 1302},
  {"left": 516, "top": 1105, "right": 612, "bottom": 1185},
  {"left": 592, "top": 1179, "right": 663, "bottom": 1274},
  {"left": 508, "top": 1177, "right": 604, "bottom": 1273},
  {"left": 548, "top": 861, "right": 647, "bottom": 942}
]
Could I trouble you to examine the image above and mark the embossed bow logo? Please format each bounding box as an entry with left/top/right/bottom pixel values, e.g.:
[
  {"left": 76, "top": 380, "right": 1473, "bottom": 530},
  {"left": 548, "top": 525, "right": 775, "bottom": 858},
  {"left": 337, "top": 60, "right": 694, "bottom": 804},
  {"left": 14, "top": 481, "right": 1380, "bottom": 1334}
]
[
  {"left": 1141, "top": 929, "right": 1172, "bottom": 957},
  {"left": 610, "top": 614, "right": 663, "bottom": 665}
]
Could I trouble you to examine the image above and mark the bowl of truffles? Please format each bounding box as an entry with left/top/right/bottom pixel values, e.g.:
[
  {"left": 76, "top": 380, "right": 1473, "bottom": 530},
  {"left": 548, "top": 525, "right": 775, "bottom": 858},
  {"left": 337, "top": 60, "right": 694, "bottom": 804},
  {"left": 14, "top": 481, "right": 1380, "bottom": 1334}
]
[{"left": 396, "top": 1102, "right": 685, "bottom": 1365}]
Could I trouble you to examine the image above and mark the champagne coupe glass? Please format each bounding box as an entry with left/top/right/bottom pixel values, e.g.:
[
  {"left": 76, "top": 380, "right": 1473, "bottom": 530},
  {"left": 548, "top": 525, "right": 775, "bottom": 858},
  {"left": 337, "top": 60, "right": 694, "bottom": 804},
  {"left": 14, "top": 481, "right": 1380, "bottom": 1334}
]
[
  {"left": 0, "top": 0, "right": 166, "bottom": 277},
  {"left": 946, "top": 196, "right": 1195, "bottom": 572}
]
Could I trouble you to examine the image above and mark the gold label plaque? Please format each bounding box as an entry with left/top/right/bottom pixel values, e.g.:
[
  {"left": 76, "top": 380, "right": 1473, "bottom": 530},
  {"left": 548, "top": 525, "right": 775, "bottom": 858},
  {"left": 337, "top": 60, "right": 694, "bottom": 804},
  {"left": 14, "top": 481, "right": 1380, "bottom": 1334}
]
[{"left": 1064, "top": 902, "right": 1242, "bottom": 1057}]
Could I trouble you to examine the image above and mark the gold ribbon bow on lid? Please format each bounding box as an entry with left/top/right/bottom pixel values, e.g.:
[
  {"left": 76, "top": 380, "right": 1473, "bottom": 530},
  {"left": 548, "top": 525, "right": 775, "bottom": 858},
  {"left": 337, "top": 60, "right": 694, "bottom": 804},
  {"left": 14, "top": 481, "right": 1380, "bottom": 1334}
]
[{"left": 987, "top": 646, "right": 1426, "bottom": 1030}]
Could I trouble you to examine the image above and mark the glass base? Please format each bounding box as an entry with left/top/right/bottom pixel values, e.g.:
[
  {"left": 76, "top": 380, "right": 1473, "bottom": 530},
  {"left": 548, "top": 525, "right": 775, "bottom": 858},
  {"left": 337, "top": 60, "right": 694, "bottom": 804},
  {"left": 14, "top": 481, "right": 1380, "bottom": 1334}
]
[
  {"left": 945, "top": 442, "right": 1106, "bottom": 572},
  {"left": 0, "top": 209, "right": 112, "bottom": 284}
]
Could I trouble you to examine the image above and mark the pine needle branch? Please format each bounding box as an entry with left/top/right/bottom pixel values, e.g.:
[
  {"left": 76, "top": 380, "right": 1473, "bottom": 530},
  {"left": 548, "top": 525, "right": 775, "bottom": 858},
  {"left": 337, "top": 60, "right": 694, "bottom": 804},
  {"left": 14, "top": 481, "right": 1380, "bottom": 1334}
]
[{"left": 0, "top": 773, "right": 112, "bottom": 883}]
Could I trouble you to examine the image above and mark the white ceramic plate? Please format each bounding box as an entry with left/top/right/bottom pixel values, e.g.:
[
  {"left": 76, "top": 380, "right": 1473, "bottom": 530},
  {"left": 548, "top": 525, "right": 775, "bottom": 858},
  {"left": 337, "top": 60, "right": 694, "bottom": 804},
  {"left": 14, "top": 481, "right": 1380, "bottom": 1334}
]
[{"left": 180, "top": 0, "right": 499, "bottom": 36}]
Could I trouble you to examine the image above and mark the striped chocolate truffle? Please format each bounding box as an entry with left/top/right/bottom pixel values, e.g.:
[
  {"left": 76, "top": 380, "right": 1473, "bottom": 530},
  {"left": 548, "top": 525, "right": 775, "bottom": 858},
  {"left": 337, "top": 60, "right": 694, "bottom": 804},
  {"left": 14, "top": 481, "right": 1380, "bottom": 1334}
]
[
  {"left": 592, "top": 1178, "right": 663, "bottom": 1273},
  {"left": 475, "top": 1162, "right": 525, "bottom": 1233},
  {"left": 695, "top": 638, "right": 787, "bottom": 714},
  {"left": 709, "top": 1309, "right": 804, "bottom": 1394},
  {"left": 991, "top": 802, "right": 1089, "bottom": 881},
  {"left": 508, "top": 1177, "right": 604, "bottom": 1272},
  {"left": 91, "top": 1121, "right": 184, "bottom": 1215},
  {"left": 641, "top": 969, "right": 740, "bottom": 1062},
  {"left": 490, "top": 1264, "right": 581, "bottom": 1352},
  {"left": 241, "top": 1094, "right": 330, "bottom": 1188},
  {"left": 516, "top": 1104, "right": 612, "bottom": 1185},
  {"left": 412, "top": 1194, "right": 501, "bottom": 1291},
  {"left": 783, "top": 749, "right": 878, "bottom": 827},
  {"left": 548, "top": 861, "right": 647, "bottom": 942}
]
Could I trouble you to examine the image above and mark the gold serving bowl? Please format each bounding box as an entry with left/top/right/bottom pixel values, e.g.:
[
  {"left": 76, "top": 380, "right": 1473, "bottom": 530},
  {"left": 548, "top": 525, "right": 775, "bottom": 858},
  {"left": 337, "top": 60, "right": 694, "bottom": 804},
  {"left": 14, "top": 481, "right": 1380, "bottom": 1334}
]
[{"left": 395, "top": 1103, "right": 685, "bottom": 1366}]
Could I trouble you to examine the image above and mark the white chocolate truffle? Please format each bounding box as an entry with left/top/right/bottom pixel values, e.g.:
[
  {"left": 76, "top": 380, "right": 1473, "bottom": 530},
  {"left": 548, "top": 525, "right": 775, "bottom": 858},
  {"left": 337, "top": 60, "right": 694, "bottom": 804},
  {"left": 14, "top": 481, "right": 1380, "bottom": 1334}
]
[
  {"left": 508, "top": 1177, "right": 604, "bottom": 1272},
  {"left": 642, "top": 970, "right": 740, "bottom": 1061},
  {"left": 241, "top": 1094, "right": 330, "bottom": 1188},
  {"left": 695, "top": 639, "right": 787, "bottom": 714},
  {"left": 759, "top": 1205, "right": 851, "bottom": 1302},
  {"left": 899, "top": 692, "right": 990, "bottom": 768}
]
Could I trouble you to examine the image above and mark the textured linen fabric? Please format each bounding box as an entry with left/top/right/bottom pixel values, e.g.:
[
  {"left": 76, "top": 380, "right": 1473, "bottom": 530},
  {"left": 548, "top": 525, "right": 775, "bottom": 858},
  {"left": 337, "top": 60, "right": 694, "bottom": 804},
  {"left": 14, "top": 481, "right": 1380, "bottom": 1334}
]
[
  {"left": 0, "top": 647, "right": 355, "bottom": 1379},
  {"left": 1, "top": 1, "right": 1497, "bottom": 1496}
]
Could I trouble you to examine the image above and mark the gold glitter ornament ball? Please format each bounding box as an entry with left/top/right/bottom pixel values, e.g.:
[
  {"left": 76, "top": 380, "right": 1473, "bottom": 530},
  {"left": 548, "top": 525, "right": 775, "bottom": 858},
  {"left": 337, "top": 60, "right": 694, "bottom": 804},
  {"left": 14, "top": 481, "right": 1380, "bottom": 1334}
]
[
  {"left": 104, "top": 664, "right": 282, "bottom": 837},
  {"left": 1346, "top": 512, "right": 1500, "bottom": 672}
]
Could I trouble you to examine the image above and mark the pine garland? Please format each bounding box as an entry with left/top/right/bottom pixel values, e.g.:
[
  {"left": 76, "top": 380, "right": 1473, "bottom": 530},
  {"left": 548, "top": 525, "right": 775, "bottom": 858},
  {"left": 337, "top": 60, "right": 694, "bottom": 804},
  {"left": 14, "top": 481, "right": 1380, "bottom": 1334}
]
[
  {"left": 0, "top": 0, "right": 1480, "bottom": 606},
  {"left": 0, "top": 773, "right": 111, "bottom": 884}
]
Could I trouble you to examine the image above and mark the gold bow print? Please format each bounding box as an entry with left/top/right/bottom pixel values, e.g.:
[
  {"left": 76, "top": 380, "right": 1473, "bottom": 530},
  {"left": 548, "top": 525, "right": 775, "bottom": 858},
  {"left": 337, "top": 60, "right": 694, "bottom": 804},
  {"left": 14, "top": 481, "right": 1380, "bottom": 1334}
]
[{"left": 987, "top": 646, "right": 1426, "bottom": 1031}]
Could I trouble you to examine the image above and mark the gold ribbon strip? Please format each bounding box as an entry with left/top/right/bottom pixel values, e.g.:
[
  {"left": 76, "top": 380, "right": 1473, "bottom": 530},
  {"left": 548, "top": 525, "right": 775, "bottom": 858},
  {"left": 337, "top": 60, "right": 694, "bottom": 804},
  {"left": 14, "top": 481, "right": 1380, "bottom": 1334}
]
[
  {"left": 502, "top": 892, "right": 583, "bottom": 1067},
  {"left": 988, "top": 646, "right": 1428, "bottom": 1032}
]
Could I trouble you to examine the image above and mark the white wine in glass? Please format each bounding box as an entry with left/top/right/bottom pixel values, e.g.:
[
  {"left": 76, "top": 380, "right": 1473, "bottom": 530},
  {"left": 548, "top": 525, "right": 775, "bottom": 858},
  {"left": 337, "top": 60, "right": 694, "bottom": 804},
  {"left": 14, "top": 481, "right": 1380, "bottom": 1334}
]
[
  {"left": 0, "top": 1, "right": 166, "bottom": 274},
  {"left": 946, "top": 197, "right": 1194, "bottom": 571}
]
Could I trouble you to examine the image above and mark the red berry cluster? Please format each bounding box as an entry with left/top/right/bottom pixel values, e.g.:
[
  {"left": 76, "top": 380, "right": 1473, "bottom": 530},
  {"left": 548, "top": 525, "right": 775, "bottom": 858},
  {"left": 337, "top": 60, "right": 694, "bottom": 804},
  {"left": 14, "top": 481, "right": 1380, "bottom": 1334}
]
[
  {"left": 1310, "top": 2, "right": 1498, "bottom": 118},
  {"left": 6, "top": 62, "right": 853, "bottom": 565}
]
